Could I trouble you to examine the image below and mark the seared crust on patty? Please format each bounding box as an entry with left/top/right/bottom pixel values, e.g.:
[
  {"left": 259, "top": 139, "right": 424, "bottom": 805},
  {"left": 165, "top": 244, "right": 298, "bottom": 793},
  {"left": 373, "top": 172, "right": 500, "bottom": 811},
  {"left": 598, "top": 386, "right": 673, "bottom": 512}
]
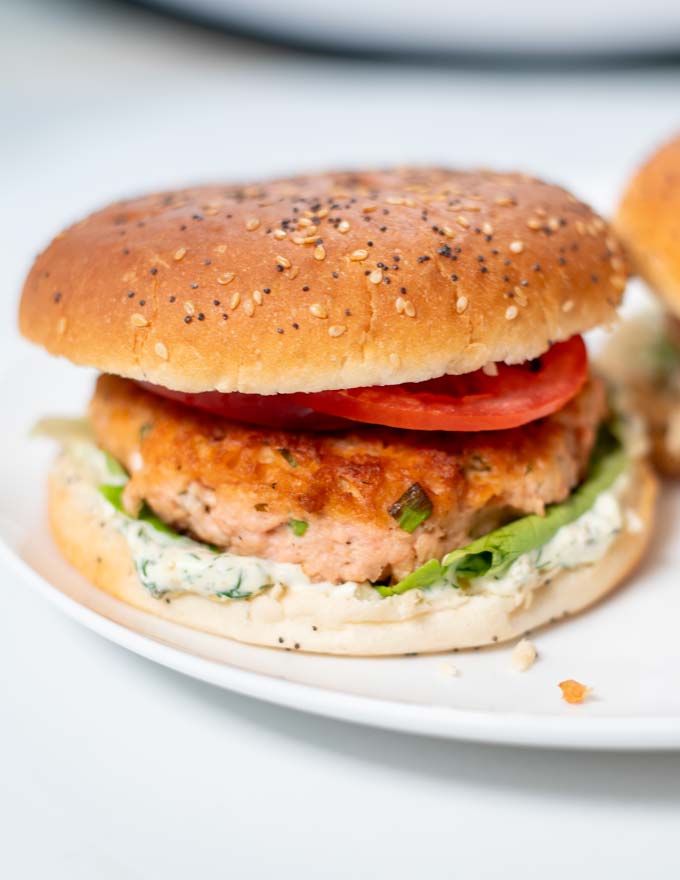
[{"left": 90, "top": 375, "right": 607, "bottom": 584}]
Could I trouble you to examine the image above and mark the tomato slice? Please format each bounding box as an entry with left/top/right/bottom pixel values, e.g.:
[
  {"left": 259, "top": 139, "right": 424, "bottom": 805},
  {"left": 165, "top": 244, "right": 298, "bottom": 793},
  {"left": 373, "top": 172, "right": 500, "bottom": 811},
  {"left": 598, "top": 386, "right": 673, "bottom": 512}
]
[
  {"left": 303, "top": 336, "right": 587, "bottom": 431},
  {"left": 137, "top": 385, "right": 354, "bottom": 431},
  {"left": 139, "top": 336, "right": 587, "bottom": 432}
]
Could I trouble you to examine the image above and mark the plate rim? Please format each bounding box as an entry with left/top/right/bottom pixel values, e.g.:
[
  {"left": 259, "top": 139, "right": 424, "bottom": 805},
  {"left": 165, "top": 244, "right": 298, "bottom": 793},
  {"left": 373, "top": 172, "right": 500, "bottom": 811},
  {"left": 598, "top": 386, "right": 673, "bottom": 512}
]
[{"left": 3, "top": 535, "right": 680, "bottom": 751}]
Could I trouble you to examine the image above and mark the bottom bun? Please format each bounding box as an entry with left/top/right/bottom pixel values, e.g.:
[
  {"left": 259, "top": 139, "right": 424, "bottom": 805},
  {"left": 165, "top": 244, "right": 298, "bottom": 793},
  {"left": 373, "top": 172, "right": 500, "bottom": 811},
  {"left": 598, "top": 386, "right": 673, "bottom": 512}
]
[{"left": 47, "top": 454, "right": 657, "bottom": 656}]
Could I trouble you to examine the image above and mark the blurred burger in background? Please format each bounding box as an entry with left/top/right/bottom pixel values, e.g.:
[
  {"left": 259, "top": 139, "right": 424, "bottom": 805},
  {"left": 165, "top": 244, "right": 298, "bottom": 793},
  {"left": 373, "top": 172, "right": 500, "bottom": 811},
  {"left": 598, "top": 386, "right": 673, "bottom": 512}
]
[{"left": 599, "top": 133, "right": 680, "bottom": 475}]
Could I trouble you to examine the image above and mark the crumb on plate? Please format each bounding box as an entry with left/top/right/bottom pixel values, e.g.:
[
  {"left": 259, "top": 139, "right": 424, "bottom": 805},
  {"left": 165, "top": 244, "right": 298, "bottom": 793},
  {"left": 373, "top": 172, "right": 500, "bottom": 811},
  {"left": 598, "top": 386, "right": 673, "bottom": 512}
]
[
  {"left": 558, "top": 679, "right": 590, "bottom": 704},
  {"left": 511, "top": 637, "right": 537, "bottom": 672}
]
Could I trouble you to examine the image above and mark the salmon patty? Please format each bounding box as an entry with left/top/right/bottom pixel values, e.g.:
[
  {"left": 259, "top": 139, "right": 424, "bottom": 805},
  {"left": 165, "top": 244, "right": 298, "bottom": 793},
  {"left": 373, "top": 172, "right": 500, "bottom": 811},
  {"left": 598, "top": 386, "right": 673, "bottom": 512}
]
[{"left": 90, "top": 374, "right": 607, "bottom": 584}]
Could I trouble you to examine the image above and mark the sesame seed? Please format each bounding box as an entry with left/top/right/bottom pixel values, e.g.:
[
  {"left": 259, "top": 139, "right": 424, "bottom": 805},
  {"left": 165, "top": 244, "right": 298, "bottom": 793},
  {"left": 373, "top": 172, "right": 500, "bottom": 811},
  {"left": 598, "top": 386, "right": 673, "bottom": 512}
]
[
  {"left": 292, "top": 236, "right": 306, "bottom": 245},
  {"left": 173, "top": 247, "right": 187, "bottom": 261},
  {"left": 131, "top": 313, "right": 149, "bottom": 328},
  {"left": 513, "top": 288, "right": 528, "bottom": 306},
  {"left": 184, "top": 302, "right": 195, "bottom": 316},
  {"left": 509, "top": 240, "right": 524, "bottom": 254},
  {"left": 154, "top": 342, "right": 168, "bottom": 359},
  {"left": 395, "top": 297, "right": 406, "bottom": 314},
  {"left": 214, "top": 244, "right": 227, "bottom": 254},
  {"left": 527, "top": 218, "right": 541, "bottom": 230},
  {"left": 562, "top": 299, "right": 574, "bottom": 312},
  {"left": 314, "top": 244, "right": 326, "bottom": 261},
  {"left": 230, "top": 292, "right": 241, "bottom": 310},
  {"left": 547, "top": 217, "right": 559, "bottom": 231},
  {"left": 217, "top": 272, "right": 235, "bottom": 285},
  {"left": 368, "top": 269, "right": 383, "bottom": 284},
  {"left": 338, "top": 220, "right": 351, "bottom": 234},
  {"left": 57, "top": 316, "right": 67, "bottom": 335},
  {"left": 456, "top": 295, "right": 468, "bottom": 314},
  {"left": 245, "top": 218, "right": 260, "bottom": 231},
  {"left": 276, "top": 255, "right": 291, "bottom": 269},
  {"left": 362, "top": 203, "right": 377, "bottom": 213},
  {"left": 456, "top": 215, "right": 470, "bottom": 229},
  {"left": 495, "top": 196, "right": 514, "bottom": 206},
  {"left": 441, "top": 225, "right": 455, "bottom": 238},
  {"left": 297, "top": 217, "right": 312, "bottom": 228},
  {"left": 328, "top": 324, "right": 346, "bottom": 337},
  {"left": 350, "top": 249, "right": 368, "bottom": 262},
  {"left": 253, "top": 289, "right": 263, "bottom": 305},
  {"left": 505, "top": 305, "right": 518, "bottom": 320},
  {"left": 309, "top": 303, "right": 328, "bottom": 319},
  {"left": 386, "top": 196, "right": 405, "bottom": 206},
  {"left": 273, "top": 229, "right": 287, "bottom": 240},
  {"left": 404, "top": 300, "right": 416, "bottom": 317},
  {"left": 481, "top": 222, "right": 494, "bottom": 236},
  {"left": 243, "top": 300, "right": 255, "bottom": 317}
]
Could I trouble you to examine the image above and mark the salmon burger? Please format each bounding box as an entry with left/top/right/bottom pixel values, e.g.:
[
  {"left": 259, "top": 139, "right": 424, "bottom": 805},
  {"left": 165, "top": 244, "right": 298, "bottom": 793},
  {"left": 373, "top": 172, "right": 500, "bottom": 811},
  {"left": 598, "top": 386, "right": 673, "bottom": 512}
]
[{"left": 19, "top": 169, "right": 657, "bottom": 655}]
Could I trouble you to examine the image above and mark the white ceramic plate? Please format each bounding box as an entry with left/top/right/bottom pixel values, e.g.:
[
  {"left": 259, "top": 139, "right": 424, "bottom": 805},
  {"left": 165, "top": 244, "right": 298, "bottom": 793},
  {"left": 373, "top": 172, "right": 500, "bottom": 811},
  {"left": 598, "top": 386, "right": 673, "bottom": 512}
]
[{"left": 3, "top": 346, "right": 680, "bottom": 750}]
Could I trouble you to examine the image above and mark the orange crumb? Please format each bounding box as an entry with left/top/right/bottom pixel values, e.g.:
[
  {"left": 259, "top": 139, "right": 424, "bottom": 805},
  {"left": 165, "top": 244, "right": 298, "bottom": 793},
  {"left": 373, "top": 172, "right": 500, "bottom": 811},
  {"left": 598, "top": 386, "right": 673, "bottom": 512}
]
[{"left": 559, "top": 679, "right": 590, "bottom": 704}]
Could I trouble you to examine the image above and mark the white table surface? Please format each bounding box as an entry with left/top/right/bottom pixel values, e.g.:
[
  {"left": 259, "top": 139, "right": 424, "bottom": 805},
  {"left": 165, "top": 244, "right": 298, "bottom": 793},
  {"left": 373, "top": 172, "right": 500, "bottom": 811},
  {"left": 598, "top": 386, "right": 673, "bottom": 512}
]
[{"left": 3, "top": 2, "right": 680, "bottom": 877}]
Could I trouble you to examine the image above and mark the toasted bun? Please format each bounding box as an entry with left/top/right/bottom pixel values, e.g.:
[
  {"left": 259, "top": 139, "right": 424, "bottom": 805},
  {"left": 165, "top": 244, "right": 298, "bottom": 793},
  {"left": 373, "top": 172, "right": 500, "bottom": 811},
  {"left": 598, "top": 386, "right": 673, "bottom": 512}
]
[
  {"left": 617, "top": 133, "right": 680, "bottom": 317},
  {"left": 21, "top": 169, "right": 627, "bottom": 394},
  {"left": 47, "top": 450, "right": 656, "bottom": 656}
]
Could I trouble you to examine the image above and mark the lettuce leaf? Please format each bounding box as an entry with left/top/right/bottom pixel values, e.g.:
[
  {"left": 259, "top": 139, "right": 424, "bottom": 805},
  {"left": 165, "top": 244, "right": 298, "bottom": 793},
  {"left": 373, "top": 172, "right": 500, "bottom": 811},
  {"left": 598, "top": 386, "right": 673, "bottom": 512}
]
[
  {"left": 378, "top": 425, "right": 627, "bottom": 597},
  {"left": 98, "top": 483, "right": 182, "bottom": 539}
]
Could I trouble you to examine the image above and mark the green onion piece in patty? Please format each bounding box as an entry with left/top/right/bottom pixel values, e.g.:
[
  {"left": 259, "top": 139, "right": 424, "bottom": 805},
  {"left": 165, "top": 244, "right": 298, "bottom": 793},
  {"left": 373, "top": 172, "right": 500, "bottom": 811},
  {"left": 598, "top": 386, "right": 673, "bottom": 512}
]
[{"left": 388, "top": 482, "right": 433, "bottom": 533}]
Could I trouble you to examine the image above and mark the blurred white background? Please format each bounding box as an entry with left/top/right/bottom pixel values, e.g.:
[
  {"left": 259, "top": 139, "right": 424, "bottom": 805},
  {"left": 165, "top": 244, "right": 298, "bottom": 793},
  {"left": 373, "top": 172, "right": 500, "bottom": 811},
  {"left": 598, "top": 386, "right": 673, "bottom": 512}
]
[{"left": 2, "top": 1, "right": 680, "bottom": 878}]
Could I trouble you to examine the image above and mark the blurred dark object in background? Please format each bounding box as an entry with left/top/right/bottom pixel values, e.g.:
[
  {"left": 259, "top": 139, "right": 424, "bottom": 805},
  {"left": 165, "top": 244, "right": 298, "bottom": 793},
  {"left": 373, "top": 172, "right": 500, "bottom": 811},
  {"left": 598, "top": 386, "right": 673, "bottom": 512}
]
[{"left": 137, "top": 0, "right": 680, "bottom": 60}]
